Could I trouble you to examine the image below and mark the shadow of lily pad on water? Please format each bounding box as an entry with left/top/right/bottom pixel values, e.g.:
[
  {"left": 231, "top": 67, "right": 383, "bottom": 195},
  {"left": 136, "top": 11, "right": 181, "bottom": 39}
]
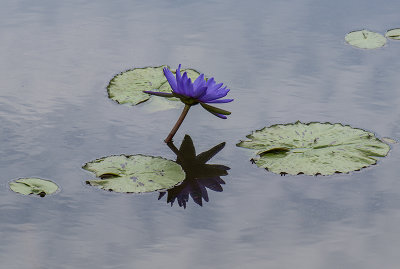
[
  {"left": 9, "top": 178, "right": 59, "bottom": 197},
  {"left": 107, "top": 66, "right": 200, "bottom": 106},
  {"left": 158, "top": 135, "right": 229, "bottom": 208},
  {"left": 237, "top": 122, "right": 391, "bottom": 176},
  {"left": 385, "top": 28, "right": 400, "bottom": 40},
  {"left": 83, "top": 154, "right": 185, "bottom": 193},
  {"left": 345, "top": 30, "right": 387, "bottom": 49}
]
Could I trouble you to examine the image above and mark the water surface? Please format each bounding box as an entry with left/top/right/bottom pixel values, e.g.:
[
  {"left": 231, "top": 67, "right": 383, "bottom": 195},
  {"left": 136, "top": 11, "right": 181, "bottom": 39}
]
[{"left": 1, "top": 0, "right": 400, "bottom": 268}]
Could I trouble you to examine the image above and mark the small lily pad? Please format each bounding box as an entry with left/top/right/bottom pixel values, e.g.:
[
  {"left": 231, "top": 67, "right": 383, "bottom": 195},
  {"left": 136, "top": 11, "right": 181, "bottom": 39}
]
[
  {"left": 83, "top": 155, "right": 186, "bottom": 193},
  {"left": 345, "top": 30, "right": 387, "bottom": 49},
  {"left": 237, "top": 122, "right": 390, "bottom": 176},
  {"left": 385, "top": 28, "right": 400, "bottom": 40},
  {"left": 107, "top": 66, "right": 200, "bottom": 106},
  {"left": 9, "top": 178, "right": 59, "bottom": 197}
]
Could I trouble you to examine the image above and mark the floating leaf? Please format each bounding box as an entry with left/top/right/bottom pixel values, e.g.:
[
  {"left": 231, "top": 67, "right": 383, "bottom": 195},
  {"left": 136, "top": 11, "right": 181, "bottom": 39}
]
[
  {"left": 83, "top": 155, "right": 185, "bottom": 193},
  {"left": 107, "top": 66, "right": 167, "bottom": 105},
  {"left": 345, "top": 30, "right": 386, "bottom": 49},
  {"left": 107, "top": 66, "right": 200, "bottom": 106},
  {"left": 9, "top": 178, "right": 59, "bottom": 197},
  {"left": 237, "top": 122, "right": 390, "bottom": 176},
  {"left": 385, "top": 28, "right": 400, "bottom": 40}
]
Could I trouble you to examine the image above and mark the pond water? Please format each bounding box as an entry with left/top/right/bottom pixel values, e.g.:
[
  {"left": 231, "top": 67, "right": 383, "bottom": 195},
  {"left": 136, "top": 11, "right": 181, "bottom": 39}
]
[{"left": 1, "top": 0, "right": 400, "bottom": 268}]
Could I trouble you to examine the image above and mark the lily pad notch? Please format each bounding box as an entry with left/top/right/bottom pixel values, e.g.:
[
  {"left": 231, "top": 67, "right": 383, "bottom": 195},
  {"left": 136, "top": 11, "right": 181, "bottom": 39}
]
[
  {"left": 237, "top": 122, "right": 391, "bottom": 176},
  {"left": 83, "top": 154, "right": 186, "bottom": 193},
  {"left": 9, "top": 178, "right": 59, "bottom": 197},
  {"left": 107, "top": 65, "right": 200, "bottom": 106}
]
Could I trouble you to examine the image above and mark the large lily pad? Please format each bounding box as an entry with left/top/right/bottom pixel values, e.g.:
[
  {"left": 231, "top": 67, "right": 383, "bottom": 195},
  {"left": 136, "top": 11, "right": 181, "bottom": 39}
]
[
  {"left": 345, "top": 30, "right": 386, "bottom": 49},
  {"left": 237, "top": 122, "right": 390, "bottom": 176},
  {"left": 107, "top": 66, "right": 200, "bottom": 105},
  {"left": 83, "top": 155, "right": 186, "bottom": 193},
  {"left": 9, "top": 178, "right": 59, "bottom": 197},
  {"left": 385, "top": 28, "right": 400, "bottom": 40}
]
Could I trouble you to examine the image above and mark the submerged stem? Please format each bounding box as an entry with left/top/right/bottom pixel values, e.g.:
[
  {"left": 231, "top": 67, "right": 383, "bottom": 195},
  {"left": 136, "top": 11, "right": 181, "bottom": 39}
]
[{"left": 164, "top": 105, "right": 191, "bottom": 143}]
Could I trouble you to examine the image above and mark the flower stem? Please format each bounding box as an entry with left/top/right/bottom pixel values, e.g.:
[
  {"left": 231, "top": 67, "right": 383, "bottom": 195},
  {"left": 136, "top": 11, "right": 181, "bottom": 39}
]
[{"left": 164, "top": 104, "right": 191, "bottom": 143}]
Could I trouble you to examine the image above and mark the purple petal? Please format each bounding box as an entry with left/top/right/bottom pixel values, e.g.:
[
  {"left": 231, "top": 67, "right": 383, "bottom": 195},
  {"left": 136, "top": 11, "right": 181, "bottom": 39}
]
[
  {"left": 193, "top": 86, "right": 208, "bottom": 98},
  {"left": 193, "top": 74, "right": 205, "bottom": 89},
  {"left": 206, "top": 77, "right": 215, "bottom": 87},
  {"left": 199, "top": 78, "right": 227, "bottom": 100},
  {"left": 181, "top": 72, "right": 189, "bottom": 95},
  {"left": 192, "top": 74, "right": 206, "bottom": 97},
  {"left": 208, "top": 82, "right": 223, "bottom": 93},
  {"left": 174, "top": 65, "right": 185, "bottom": 95},
  {"left": 186, "top": 77, "right": 194, "bottom": 97},
  {"left": 199, "top": 88, "right": 230, "bottom": 102},
  {"left": 203, "top": 98, "right": 233, "bottom": 103},
  {"left": 196, "top": 78, "right": 213, "bottom": 99},
  {"left": 211, "top": 112, "right": 227, "bottom": 119},
  {"left": 163, "top": 67, "right": 177, "bottom": 92},
  {"left": 143, "top": 91, "right": 174, "bottom": 97},
  {"left": 175, "top": 64, "right": 182, "bottom": 82}
]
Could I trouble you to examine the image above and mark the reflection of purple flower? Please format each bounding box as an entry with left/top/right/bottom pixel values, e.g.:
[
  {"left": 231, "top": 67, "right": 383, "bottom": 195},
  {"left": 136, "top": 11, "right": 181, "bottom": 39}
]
[
  {"left": 144, "top": 64, "right": 233, "bottom": 119},
  {"left": 159, "top": 135, "right": 229, "bottom": 208},
  {"left": 159, "top": 176, "right": 226, "bottom": 208}
]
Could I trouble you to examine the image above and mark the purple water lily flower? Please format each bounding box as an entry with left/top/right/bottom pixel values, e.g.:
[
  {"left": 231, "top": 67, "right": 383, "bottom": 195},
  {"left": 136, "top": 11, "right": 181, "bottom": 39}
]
[
  {"left": 144, "top": 64, "right": 233, "bottom": 119},
  {"left": 143, "top": 65, "right": 233, "bottom": 143}
]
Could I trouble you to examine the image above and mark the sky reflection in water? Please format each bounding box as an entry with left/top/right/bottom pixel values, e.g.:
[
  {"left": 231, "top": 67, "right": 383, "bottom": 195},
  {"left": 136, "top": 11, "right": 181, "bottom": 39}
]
[{"left": 1, "top": 0, "right": 400, "bottom": 268}]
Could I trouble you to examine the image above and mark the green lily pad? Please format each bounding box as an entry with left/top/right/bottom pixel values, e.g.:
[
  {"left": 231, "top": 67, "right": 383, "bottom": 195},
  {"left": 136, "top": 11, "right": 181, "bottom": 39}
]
[
  {"left": 385, "top": 28, "right": 400, "bottom": 40},
  {"left": 107, "top": 66, "right": 167, "bottom": 105},
  {"left": 83, "top": 154, "right": 186, "bottom": 193},
  {"left": 237, "top": 122, "right": 390, "bottom": 176},
  {"left": 9, "top": 178, "right": 59, "bottom": 197},
  {"left": 345, "top": 30, "right": 387, "bottom": 49},
  {"left": 107, "top": 66, "right": 200, "bottom": 106}
]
